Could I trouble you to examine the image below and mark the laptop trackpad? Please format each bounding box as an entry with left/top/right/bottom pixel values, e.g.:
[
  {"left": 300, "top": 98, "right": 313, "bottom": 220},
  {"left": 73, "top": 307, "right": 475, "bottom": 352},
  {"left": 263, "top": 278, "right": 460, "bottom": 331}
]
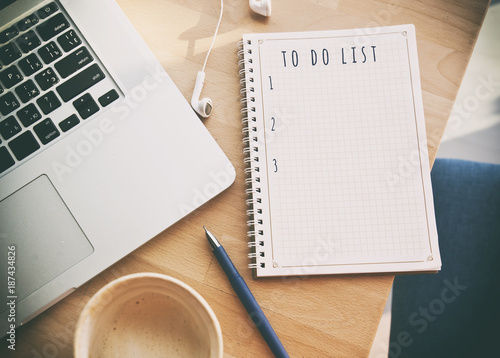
[{"left": 0, "top": 175, "right": 93, "bottom": 313}]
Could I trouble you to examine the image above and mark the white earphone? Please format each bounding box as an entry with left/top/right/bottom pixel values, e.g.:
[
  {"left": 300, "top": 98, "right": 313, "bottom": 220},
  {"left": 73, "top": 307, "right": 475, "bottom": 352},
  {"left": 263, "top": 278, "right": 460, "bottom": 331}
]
[
  {"left": 190, "top": 0, "right": 223, "bottom": 118},
  {"left": 191, "top": 0, "right": 271, "bottom": 118},
  {"left": 191, "top": 71, "right": 213, "bottom": 118},
  {"left": 249, "top": 0, "right": 272, "bottom": 17},
  {"left": 191, "top": 0, "right": 225, "bottom": 118}
]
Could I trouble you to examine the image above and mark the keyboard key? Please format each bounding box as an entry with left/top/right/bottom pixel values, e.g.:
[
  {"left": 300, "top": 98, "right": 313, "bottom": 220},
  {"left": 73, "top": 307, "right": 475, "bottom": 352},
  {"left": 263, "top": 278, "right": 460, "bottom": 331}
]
[
  {"left": 38, "top": 41, "right": 62, "bottom": 64},
  {"left": 57, "top": 30, "right": 81, "bottom": 52},
  {"left": 16, "top": 30, "right": 41, "bottom": 53},
  {"left": 34, "top": 118, "right": 59, "bottom": 144},
  {"left": 0, "top": 116, "right": 21, "bottom": 140},
  {"left": 8, "top": 130, "right": 40, "bottom": 161},
  {"left": 15, "top": 80, "right": 40, "bottom": 103},
  {"left": 18, "top": 53, "right": 43, "bottom": 76},
  {"left": 17, "top": 103, "right": 42, "bottom": 127},
  {"left": 59, "top": 114, "right": 80, "bottom": 132},
  {"left": 73, "top": 93, "right": 99, "bottom": 119},
  {"left": 55, "top": 47, "right": 93, "bottom": 78},
  {"left": 37, "top": 2, "right": 59, "bottom": 19},
  {"left": 0, "top": 92, "right": 20, "bottom": 115},
  {"left": 0, "top": 27, "right": 19, "bottom": 44},
  {"left": 98, "top": 89, "right": 119, "bottom": 107},
  {"left": 35, "top": 67, "right": 59, "bottom": 90},
  {"left": 0, "top": 42, "right": 22, "bottom": 66},
  {"left": 57, "top": 64, "right": 105, "bottom": 102},
  {"left": 37, "top": 91, "right": 61, "bottom": 114},
  {"left": 17, "top": 13, "right": 39, "bottom": 32},
  {"left": 0, "top": 66, "right": 23, "bottom": 88},
  {"left": 36, "top": 13, "right": 69, "bottom": 41},
  {"left": 0, "top": 146, "right": 15, "bottom": 174}
]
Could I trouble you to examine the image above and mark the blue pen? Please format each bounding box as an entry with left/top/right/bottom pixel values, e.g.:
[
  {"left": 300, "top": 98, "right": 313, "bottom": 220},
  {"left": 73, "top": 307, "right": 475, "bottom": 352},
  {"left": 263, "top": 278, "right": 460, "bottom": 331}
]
[{"left": 203, "top": 227, "right": 289, "bottom": 358}]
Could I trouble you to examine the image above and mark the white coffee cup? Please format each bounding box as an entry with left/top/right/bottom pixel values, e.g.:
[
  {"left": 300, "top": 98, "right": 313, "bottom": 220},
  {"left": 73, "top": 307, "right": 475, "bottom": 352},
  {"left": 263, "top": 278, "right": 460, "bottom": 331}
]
[{"left": 74, "top": 272, "right": 223, "bottom": 357}]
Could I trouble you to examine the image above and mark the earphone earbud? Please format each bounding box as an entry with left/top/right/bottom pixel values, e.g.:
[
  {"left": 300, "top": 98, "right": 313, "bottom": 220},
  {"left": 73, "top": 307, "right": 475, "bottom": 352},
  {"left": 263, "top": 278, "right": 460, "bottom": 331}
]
[
  {"left": 191, "top": 71, "right": 213, "bottom": 118},
  {"left": 191, "top": 0, "right": 270, "bottom": 119},
  {"left": 249, "top": 0, "right": 271, "bottom": 17},
  {"left": 191, "top": 0, "right": 223, "bottom": 119}
]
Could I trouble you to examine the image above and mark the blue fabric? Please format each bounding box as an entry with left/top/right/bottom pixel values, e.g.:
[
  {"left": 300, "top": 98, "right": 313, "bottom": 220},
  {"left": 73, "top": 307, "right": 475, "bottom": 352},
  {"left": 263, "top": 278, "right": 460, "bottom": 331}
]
[{"left": 389, "top": 158, "right": 500, "bottom": 358}]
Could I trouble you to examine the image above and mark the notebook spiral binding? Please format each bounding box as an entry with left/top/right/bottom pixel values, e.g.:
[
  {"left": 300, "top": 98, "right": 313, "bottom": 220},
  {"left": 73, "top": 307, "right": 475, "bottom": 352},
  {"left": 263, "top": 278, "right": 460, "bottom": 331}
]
[{"left": 238, "top": 39, "right": 265, "bottom": 270}]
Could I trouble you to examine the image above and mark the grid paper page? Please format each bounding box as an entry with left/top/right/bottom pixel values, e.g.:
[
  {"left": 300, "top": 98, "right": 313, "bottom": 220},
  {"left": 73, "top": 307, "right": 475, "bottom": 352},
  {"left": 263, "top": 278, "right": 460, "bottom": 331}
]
[{"left": 257, "top": 29, "right": 435, "bottom": 272}]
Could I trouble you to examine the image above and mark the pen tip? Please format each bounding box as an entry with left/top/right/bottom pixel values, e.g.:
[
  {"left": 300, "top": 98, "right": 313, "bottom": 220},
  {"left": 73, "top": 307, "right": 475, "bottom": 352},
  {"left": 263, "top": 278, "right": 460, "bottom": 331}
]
[{"left": 203, "top": 226, "right": 220, "bottom": 249}]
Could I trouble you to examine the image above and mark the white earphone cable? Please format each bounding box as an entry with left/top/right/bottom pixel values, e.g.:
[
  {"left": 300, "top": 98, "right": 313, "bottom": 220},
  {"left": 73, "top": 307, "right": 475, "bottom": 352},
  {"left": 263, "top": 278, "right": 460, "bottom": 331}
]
[{"left": 202, "top": 0, "right": 224, "bottom": 73}]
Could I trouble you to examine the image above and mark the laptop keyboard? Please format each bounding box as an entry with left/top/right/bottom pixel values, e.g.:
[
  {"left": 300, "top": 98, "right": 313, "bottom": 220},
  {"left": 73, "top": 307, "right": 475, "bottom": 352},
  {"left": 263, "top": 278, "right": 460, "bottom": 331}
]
[{"left": 0, "top": 1, "right": 121, "bottom": 175}]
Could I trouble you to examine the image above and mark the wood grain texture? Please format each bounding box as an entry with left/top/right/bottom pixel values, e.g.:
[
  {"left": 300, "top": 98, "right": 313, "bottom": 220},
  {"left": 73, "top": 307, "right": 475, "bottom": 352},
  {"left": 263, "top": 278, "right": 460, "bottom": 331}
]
[{"left": 1, "top": 0, "right": 489, "bottom": 357}]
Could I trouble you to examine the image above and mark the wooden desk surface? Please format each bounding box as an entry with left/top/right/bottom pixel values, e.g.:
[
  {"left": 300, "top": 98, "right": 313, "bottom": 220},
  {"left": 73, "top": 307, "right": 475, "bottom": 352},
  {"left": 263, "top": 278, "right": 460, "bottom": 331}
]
[{"left": 2, "top": 0, "right": 489, "bottom": 356}]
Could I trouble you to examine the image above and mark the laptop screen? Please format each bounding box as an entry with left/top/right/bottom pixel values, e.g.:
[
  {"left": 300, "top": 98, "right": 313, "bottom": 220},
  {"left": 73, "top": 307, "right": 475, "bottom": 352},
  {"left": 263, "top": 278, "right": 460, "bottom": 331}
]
[{"left": 1, "top": 0, "right": 16, "bottom": 11}]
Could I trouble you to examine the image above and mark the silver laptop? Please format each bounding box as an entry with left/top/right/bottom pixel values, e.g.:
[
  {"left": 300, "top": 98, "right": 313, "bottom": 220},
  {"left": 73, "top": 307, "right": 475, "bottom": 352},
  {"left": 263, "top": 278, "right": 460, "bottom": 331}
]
[{"left": 0, "top": 0, "right": 235, "bottom": 335}]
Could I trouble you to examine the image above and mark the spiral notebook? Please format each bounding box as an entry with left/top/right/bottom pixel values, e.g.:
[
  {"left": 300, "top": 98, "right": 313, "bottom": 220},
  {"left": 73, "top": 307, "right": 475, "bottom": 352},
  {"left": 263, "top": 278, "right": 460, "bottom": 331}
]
[{"left": 239, "top": 25, "right": 441, "bottom": 277}]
